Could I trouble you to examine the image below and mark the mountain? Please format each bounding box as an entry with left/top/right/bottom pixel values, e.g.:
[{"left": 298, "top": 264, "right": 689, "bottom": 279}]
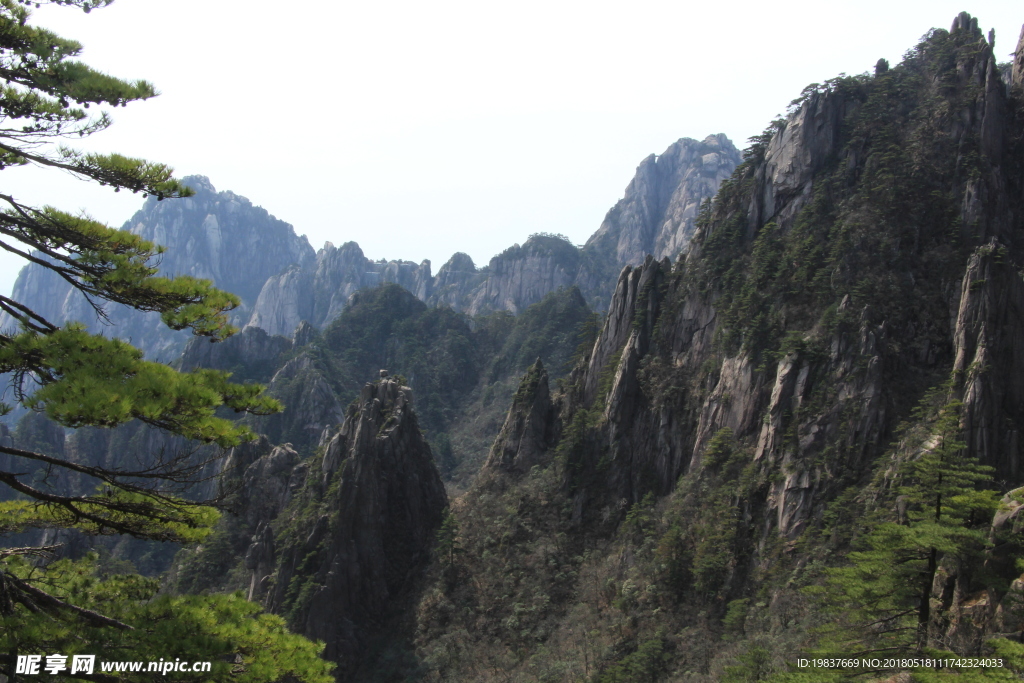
[
  {"left": 175, "top": 377, "right": 448, "bottom": 680},
  {"left": 401, "top": 13, "right": 1024, "bottom": 680},
  {"left": 244, "top": 135, "right": 739, "bottom": 334},
  {"left": 3, "top": 134, "right": 737, "bottom": 357},
  {"left": 245, "top": 240, "right": 433, "bottom": 336},
  {"left": 0, "top": 176, "right": 315, "bottom": 360},
  {"left": 584, "top": 133, "right": 741, "bottom": 270},
  {"left": 13, "top": 12, "right": 1024, "bottom": 682},
  {"left": 179, "top": 283, "right": 595, "bottom": 480}
]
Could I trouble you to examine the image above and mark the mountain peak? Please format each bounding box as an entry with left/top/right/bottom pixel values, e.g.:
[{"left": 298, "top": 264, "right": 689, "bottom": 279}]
[{"left": 180, "top": 174, "right": 217, "bottom": 195}]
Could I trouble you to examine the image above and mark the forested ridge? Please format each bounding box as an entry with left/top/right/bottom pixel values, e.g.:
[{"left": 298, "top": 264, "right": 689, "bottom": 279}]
[{"left": 4, "top": 7, "right": 1024, "bottom": 683}]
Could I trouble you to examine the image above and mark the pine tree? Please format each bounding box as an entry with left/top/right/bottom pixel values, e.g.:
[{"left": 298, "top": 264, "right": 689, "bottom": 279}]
[
  {"left": 823, "top": 399, "right": 1002, "bottom": 657},
  {"left": 0, "top": 2, "right": 331, "bottom": 680},
  {"left": 0, "top": 0, "right": 282, "bottom": 548},
  {"left": 436, "top": 507, "right": 460, "bottom": 566}
]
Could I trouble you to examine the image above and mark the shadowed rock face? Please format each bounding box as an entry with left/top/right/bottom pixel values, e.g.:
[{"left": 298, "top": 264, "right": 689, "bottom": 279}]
[
  {"left": 953, "top": 242, "right": 1024, "bottom": 482},
  {"left": 255, "top": 378, "right": 447, "bottom": 678},
  {"left": 178, "top": 325, "right": 292, "bottom": 375},
  {"left": 484, "top": 359, "right": 557, "bottom": 474}
]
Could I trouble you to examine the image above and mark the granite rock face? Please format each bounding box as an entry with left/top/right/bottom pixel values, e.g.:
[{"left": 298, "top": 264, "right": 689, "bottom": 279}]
[
  {"left": 952, "top": 241, "right": 1024, "bottom": 481},
  {"left": 584, "top": 135, "right": 741, "bottom": 269},
  {"left": 245, "top": 241, "right": 433, "bottom": 336},
  {"left": 251, "top": 353, "right": 345, "bottom": 451},
  {"left": 1, "top": 176, "right": 314, "bottom": 360},
  {"left": 1013, "top": 23, "right": 1024, "bottom": 89},
  {"left": 449, "top": 235, "right": 584, "bottom": 316}
]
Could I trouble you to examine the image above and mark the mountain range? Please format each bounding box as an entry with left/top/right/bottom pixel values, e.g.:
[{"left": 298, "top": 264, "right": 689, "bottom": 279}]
[
  {"left": 4, "top": 13, "right": 1024, "bottom": 682},
  {"left": 1, "top": 134, "right": 740, "bottom": 354}
]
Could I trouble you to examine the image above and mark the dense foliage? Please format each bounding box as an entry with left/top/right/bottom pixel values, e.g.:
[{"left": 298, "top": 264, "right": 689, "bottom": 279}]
[{"left": 0, "top": 2, "right": 330, "bottom": 679}]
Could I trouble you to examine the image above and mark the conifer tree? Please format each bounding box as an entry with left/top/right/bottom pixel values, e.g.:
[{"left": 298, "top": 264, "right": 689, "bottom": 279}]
[
  {"left": 824, "top": 399, "right": 1002, "bottom": 656},
  {"left": 436, "top": 507, "right": 460, "bottom": 567},
  {"left": 0, "top": 2, "right": 332, "bottom": 680},
  {"left": 0, "top": 0, "right": 279, "bottom": 550}
]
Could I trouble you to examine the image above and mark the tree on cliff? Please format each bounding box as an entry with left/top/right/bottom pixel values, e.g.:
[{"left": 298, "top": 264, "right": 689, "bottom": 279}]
[
  {"left": 824, "top": 399, "right": 1003, "bottom": 656},
  {"left": 0, "top": 1, "right": 330, "bottom": 680}
]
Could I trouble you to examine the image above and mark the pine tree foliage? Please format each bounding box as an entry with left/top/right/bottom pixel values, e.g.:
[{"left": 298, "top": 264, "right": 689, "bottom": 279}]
[
  {"left": 0, "top": 553, "right": 334, "bottom": 682},
  {"left": 0, "top": 2, "right": 332, "bottom": 678},
  {"left": 435, "top": 507, "right": 461, "bottom": 567},
  {"left": 0, "top": 0, "right": 282, "bottom": 543},
  {"left": 821, "top": 398, "right": 1003, "bottom": 656}
]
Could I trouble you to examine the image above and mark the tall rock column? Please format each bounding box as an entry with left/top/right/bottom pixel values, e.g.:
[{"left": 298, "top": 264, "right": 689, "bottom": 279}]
[{"left": 267, "top": 378, "right": 447, "bottom": 679}]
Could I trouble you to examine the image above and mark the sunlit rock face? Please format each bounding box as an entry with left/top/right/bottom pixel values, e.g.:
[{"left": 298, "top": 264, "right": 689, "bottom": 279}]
[
  {"left": 1, "top": 175, "right": 314, "bottom": 360},
  {"left": 585, "top": 134, "right": 742, "bottom": 268}
]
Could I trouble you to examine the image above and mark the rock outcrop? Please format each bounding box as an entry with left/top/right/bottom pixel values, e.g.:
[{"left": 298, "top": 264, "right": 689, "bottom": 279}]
[
  {"left": 952, "top": 241, "right": 1024, "bottom": 481},
  {"left": 1013, "top": 23, "right": 1024, "bottom": 89},
  {"left": 447, "top": 235, "right": 585, "bottom": 316},
  {"left": 246, "top": 241, "right": 433, "bottom": 336},
  {"left": 261, "top": 378, "right": 447, "bottom": 678},
  {"left": 584, "top": 135, "right": 741, "bottom": 269},
  {"left": 251, "top": 353, "right": 345, "bottom": 451},
  {"left": 484, "top": 359, "right": 557, "bottom": 474}
]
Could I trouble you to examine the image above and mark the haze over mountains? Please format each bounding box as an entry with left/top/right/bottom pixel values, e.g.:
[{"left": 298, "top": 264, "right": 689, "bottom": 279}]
[
  {"left": 1, "top": 135, "right": 740, "bottom": 357},
  {"left": 5, "top": 15, "right": 1024, "bottom": 681}
]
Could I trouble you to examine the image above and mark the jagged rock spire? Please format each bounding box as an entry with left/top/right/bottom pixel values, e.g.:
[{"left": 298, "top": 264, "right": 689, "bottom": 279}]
[
  {"left": 485, "top": 358, "right": 556, "bottom": 474},
  {"left": 950, "top": 11, "right": 980, "bottom": 37},
  {"left": 1013, "top": 23, "right": 1024, "bottom": 89}
]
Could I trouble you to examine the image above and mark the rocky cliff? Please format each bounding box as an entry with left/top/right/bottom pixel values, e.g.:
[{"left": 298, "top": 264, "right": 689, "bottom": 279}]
[
  {"left": 407, "top": 15, "right": 1024, "bottom": 680},
  {"left": 243, "top": 379, "right": 446, "bottom": 678},
  {"left": 0, "top": 176, "right": 315, "bottom": 360},
  {"left": 245, "top": 241, "right": 432, "bottom": 336},
  {"left": 557, "top": 11, "right": 1023, "bottom": 530},
  {"left": 172, "top": 378, "right": 447, "bottom": 679},
  {"left": 483, "top": 358, "right": 558, "bottom": 474},
  {"left": 584, "top": 134, "right": 741, "bottom": 270},
  {"left": 442, "top": 234, "right": 585, "bottom": 316}
]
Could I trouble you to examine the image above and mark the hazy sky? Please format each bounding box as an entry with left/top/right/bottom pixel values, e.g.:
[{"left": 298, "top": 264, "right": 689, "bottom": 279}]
[{"left": 1, "top": 1, "right": 1021, "bottom": 296}]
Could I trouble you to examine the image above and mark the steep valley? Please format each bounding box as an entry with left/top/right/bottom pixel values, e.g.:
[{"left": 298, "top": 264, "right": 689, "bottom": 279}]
[{"left": 4, "top": 12, "right": 1024, "bottom": 683}]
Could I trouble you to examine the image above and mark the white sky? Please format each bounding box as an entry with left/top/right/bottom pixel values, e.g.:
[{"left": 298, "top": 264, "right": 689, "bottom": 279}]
[{"left": 1, "top": 0, "right": 1021, "bottom": 297}]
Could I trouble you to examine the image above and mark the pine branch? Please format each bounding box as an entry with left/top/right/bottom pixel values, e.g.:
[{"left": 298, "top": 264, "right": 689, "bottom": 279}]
[{"left": 3, "top": 570, "right": 133, "bottom": 630}]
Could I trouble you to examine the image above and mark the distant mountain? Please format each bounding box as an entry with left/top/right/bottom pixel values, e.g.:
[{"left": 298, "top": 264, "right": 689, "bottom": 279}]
[
  {"left": 245, "top": 134, "right": 740, "bottom": 333},
  {"left": 245, "top": 241, "right": 433, "bottom": 336},
  {"left": 584, "top": 133, "right": 741, "bottom": 268},
  {"left": 0, "top": 176, "right": 315, "bottom": 359},
  {"left": 3, "top": 134, "right": 739, "bottom": 353}
]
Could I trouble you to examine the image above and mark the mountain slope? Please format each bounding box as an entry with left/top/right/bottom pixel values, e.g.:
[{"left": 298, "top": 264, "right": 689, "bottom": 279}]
[{"left": 407, "top": 14, "right": 1024, "bottom": 681}]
